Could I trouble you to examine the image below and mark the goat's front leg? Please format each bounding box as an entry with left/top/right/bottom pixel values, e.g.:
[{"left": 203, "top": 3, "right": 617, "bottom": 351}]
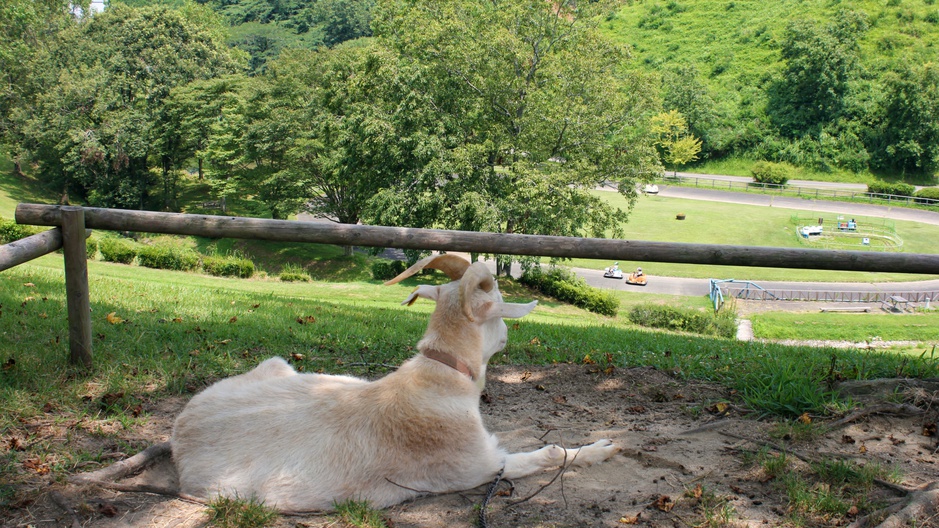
[{"left": 502, "top": 439, "right": 618, "bottom": 480}]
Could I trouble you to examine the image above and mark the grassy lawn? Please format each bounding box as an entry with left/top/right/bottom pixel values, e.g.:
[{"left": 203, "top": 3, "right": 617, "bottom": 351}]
[
  {"left": 751, "top": 310, "right": 939, "bottom": 343},
  {"left": 579, "top": 191, "right": 939, "bottom": 282}
]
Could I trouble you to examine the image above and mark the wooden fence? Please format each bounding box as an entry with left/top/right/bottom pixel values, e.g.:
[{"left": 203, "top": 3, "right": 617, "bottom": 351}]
[{"left": 5, "top": 203, "right": 939, "bottom": 368}]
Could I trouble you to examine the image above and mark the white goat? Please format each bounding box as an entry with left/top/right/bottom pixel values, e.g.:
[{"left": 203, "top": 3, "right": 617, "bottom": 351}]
[{"left": 171, "top": 254, "right": 618, "bottom": 511}]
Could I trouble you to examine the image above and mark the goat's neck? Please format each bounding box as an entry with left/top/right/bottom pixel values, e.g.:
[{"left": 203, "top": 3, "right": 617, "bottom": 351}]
[{"left": 417, "top": 333, "right": 484, "bottom": 388}]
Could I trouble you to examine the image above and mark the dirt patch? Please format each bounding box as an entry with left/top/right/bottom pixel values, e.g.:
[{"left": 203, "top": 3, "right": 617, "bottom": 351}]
[{"left": 5, "top": 365, "right": 939, "bottom": 527}]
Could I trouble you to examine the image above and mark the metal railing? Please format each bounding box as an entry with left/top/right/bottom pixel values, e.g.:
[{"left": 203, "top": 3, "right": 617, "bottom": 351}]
[{"left": 662, "top": 174, "right": 939, "bottom": 208}]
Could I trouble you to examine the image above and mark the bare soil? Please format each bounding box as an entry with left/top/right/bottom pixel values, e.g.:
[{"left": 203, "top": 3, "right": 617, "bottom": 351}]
[{"left": 4, "top": 364, "right": 939, "bottom": 528}]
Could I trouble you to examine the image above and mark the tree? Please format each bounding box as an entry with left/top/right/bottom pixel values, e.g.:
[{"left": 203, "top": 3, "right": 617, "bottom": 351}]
[
  {"left": 19, "top": 4, "right": 245, "bottom": 209},
  {"left": 871, "top": 63, "right": 939, "bottom": 176},
  {"left": 650, "top": 110, "right": 702, "bottom": 175},
  {"left": 274, "top": 45, "right": 445, "bottom": 229},
  {"left": 370, "top": 0, "right": 661, "bottom": 275},
  {"left": 769, "top": 9, "right": 868, "bottom": 137},
  {"left": 0, "top": 0, "right": 72, "bottom": 174}
]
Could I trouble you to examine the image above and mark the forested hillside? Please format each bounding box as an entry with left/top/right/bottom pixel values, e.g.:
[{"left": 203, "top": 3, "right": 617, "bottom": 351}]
[
  {"left": 1, "top": 0, "right": 937, "bottom": 262},
  {"left": 604, "top": 0, "right": 939, "bottom": 178}
]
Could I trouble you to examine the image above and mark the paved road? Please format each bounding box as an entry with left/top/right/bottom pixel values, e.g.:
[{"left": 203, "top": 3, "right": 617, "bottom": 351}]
[
  {"left": 673, "top": 172, "right": 934, "bottom": 192},
  {"left": 652, "top": 184, "right": 939, "bottom": 227},
  {"left": 581, "top": 184, "right": 939, "bottom": 296}
]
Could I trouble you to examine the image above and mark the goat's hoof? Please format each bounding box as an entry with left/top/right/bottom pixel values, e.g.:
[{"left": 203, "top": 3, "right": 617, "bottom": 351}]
[{"left": 576, "top": 439, "right": 619, "bottom": 466}]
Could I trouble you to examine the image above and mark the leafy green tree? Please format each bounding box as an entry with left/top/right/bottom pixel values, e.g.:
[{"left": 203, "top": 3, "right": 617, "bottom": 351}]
[
  {"left": 650, "top": 110, "right": 702, "bottom": 174},
  {"left": 0, "top": 0, "right": 72, "bottom": 174},
  {"left": 769, "top": 9, "right": 868, "bottom": 137},
  {"left": 19, "top": 3, "right": 245, "bottom": 209},
  {"left": 275, "top": 45, "right": 444, "bottom": 228},
  {"left": 370, "top": 0, "right": 661, "bottom": 275},
  {"left": 871, "top": 64, "right": 939, "bottom": 176}
]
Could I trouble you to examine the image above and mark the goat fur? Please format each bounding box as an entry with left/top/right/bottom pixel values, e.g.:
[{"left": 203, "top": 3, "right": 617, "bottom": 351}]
[{"left": 171, "top": 255, "right": 618, "bottom": 511}]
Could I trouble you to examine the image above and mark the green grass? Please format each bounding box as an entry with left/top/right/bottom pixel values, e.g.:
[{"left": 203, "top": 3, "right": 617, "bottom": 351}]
[
  {"left": 0, "top": 155, "right": 58, "bottom": 220},
  {"left": 583, "top": 190, "right": 939, "bottom": 282},
  {"left": 751, "top": 311, "right": 939, "bottom": 342}
]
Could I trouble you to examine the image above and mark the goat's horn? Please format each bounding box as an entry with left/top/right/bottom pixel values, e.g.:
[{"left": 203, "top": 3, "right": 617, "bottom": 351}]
[
  {"left": 459, "top": 262, "right": 495, "bottom": 321},
  {"left": 383, "top": 254, "right": 471, "bottom": 286}
]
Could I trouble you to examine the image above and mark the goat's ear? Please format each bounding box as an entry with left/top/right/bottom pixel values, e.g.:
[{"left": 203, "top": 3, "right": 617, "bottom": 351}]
[
  {"left": 400, "top": 285, "right": 440, "bottom": 306},
  {"left": 459, "top": 263, "right": 496, "bottom": 321},
  {"left": 476, "top": 300, "right": 538, "bottom": 321},
  {"left": 384, "top": 254, "right": 471, "bottom": 285}
]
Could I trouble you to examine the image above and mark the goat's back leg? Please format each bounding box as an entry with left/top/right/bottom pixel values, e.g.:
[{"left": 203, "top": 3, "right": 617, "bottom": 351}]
[{"left": 502, "top": 439, "right": 618, "bottom": 480}]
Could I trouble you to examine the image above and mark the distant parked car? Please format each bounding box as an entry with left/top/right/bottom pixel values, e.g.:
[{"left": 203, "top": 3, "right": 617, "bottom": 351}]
[{"left": 643, "top": 184, "right": 659, "bottom": 194}]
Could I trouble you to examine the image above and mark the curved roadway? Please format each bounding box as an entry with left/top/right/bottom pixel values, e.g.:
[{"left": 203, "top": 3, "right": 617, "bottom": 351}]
[{"left": 576, "top": 182, "right": 939, "bottom": 297}]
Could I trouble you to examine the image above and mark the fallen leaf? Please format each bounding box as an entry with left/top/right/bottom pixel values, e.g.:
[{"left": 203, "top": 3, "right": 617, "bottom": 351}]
[
  {"left": 296, "top": 315, "right": 315, "bottom": 324},
  {"left": 252, "top": 304, "right": 260, "bottom": 309},
  {"left": 38, "top": 312, "right": 47, "bottom": 319},
  {"left": 100, "top": 392, "right": 124, "bottom": 407},
  {"left": 228, "top": 316, "right": 238, "bottom": 323},
  {"left": 619, "top": 514, "right": 641, "bottom": 524},
  {"left": 290, "top": 353, "right": 305, "bottom": 362},
  {"left": 798, "top": 412, "right": 812, "bottom": 424},
  {"left": 42, "top": 402, "right": 54, "bottom": 413},
  {"left": 529, "top": 337, "right": 541, "bottom": 346},
  {"left": 709, "top": 402, "right": 729, "bottom": 414},
  {"left": 172, "top": 317, "right": 182, "bottom": 323},
  {"left": 653, "top": 495, "right": 674, "bottom": 512},
  {"left": 8, "top": 437, "right": 24, "bottom": 451},
  {"left": 859, "top": 444, "right": 867, "bottom": 454},
  {"left": 847, "top": 505, "right": 859, "bottom": 516},
  {"left": 582, "top": 354, "right": 595, "bottom": 364},
  {"left": 552, "top": 395, "right": 567, "bottom": 404},
  {"left": 691, "top": 483, "right": 703, "bottom": 499},
  {"left": 24, "top": 459, "right": 49, "bottom": 475},
  {"left": 105, "top": 312, "right": 124, "bottom": 324},
  {"left": 24, "top": 283, "right": 35, "bottom": 287},
  {"left": 923, "top": 422, "right": 937, "bottom": 437},
  {"left": 842, "top": 435, "right": 855, "bottom": 444}
]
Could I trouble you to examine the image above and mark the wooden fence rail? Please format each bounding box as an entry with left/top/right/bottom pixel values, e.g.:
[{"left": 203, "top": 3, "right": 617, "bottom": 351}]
[
  {"left": 15, "top": 204, "right": 939, "bottom": 274},
  {"left": 0, "top": 227, "right": 64, "bottom": 272},
  {"left": 8, "top": 203, "right": 939, "bottom": 368}
]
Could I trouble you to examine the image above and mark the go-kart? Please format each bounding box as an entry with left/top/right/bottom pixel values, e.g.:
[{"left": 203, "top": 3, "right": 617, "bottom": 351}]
[
  {"left": 603, "top": 267, "right": 623, "bottom": 279},
  {"left": 625, "top": 272, "right": 648, "bottom": 286}
]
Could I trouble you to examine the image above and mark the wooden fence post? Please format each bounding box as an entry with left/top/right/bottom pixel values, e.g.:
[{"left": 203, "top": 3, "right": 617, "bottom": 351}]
[{"left": 61, "top": 206, "right": 93, "bottom": 369}]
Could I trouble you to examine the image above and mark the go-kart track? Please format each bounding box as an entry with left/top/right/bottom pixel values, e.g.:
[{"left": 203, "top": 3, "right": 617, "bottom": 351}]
[{"left": 579, "top": 180, "right": 939, "bottom": 301}]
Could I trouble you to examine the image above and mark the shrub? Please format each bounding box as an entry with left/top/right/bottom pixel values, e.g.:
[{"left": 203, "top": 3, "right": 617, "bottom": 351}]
[
  {"left": 627, "top": 303, "right": 737, "bottom": 338},
  {"left": 86, "top": 237, "right": 99, "bottom": 259},
  {"left": 519, "top": 266, "right": 619, "bottom": 317},
  {"left": 137, "top": 245, "right": 200, "bottom": 271},
  {"left": 371, "top": 260, "right": 408, "bottom": 281},
  {"left": 0, "top": 217, "right": 42, "bottom": 244},
  {"left": 202, "top": 254, "right": 255, "bottom": 278},
  {"left": 279, "top": 263, "right": 310, "bottom": 282},
  {"left": 98, "top": 237, "right": 139, "bottom": 264},
  {"left": 867, "top": 181, "right": 916, "bottom": 197},
  {"left": 913, "top": 187, "right": 939, "bottom": 205},
  {"left": 750, "top": 161, "right": 792, "bottom": 186}
]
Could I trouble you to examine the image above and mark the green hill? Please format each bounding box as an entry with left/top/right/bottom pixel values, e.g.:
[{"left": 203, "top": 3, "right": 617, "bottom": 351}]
[{"left": 603, "top": 0, "right": 939, "bottom": 180}]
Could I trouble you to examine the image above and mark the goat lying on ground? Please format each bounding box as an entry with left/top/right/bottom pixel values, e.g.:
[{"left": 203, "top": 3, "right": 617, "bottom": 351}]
[{"left": 171, "top": 255, "right": 618, "bottom": 511}]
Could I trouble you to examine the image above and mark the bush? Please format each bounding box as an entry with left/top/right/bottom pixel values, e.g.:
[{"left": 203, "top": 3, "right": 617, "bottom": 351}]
[
  {"left": 86, "top": 237, "right": 99, "bottom": 259},
  {"left": 519, "top": 266, "right": 619, "bottom": 317},
  {"left": 867, "top": 181, "right": 916, "bottom": 197},
  {"left": 627, "top": 303, "right": 737, "bottom": 338},
  {"left": 913, "top": 187, "right": 939, "bottom": 205},
  {"left": 202, "top": 254, "right": 255, "bottom": 278},
  {"left": 371, "top": 260, "right": 408, "bottom": 281},
  {"left": 136, "top": 245, "right": 200, "bottom": 271},
  {"left": 0, "top": 217, "right": 42, "bottom": 244},
  {"left": 279, "top": 263, "right": 310, "bottom": 282},
  {"left": 98, "top": 237, "right": 139, "bottom": 264},
  {"left": 750, "top": 161, "right": 792, "bottom": 185}
]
